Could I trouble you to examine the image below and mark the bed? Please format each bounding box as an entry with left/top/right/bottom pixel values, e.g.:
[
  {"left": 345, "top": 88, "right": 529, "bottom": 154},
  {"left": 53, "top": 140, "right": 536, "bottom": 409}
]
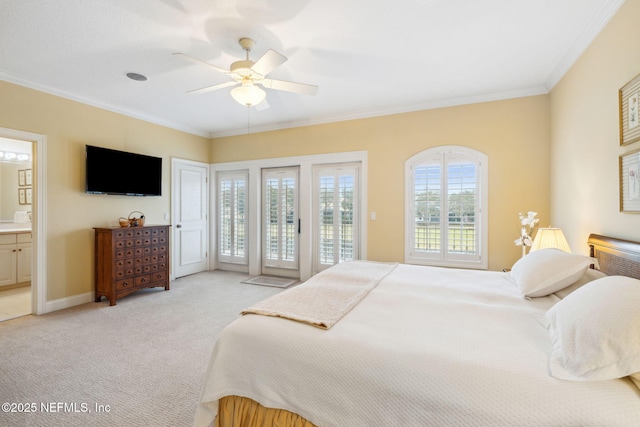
[{"left": 194, "top": 234, "right": 640, "bottom": 426}]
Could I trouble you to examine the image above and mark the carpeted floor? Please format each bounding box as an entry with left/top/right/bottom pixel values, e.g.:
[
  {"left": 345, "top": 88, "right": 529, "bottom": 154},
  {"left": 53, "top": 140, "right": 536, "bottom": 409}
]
[{"left": 0, "top": 270, "right": 284, "bottom": 427}]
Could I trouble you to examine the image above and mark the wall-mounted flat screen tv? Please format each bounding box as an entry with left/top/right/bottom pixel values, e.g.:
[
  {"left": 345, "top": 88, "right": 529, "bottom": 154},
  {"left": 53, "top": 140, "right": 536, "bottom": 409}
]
[{"left": 85, "top": 145, "right": 162, "bottom": 196}]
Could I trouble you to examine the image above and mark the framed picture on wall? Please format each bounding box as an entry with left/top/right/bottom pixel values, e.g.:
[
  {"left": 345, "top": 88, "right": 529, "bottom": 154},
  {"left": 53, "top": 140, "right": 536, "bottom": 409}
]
[
  {"left": 18, "top": 169, "right": 26, "bottom": 186},
  {"left": 25, "top": 169, "right": 32, "bottom": 186},
  {"left": 18, "top": 188, "right": 26, "bottom": 205},
  {"left": 620, "top": 72, "right": 640, "bottom": 146},
  {"left": 620, "top": 148, "right": 640, "bottom": 212},
  {"left": 26, "top": 188, "right": 32, "bottom": 204}
]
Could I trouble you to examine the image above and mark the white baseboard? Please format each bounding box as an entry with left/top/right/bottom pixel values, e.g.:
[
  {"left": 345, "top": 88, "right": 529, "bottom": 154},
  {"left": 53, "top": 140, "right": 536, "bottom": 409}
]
[{"left": 45, "top": 291, "right": 94, "bottom": 313}]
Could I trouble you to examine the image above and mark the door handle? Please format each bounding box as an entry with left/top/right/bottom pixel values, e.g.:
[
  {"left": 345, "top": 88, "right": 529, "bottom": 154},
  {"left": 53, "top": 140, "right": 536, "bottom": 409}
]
[{"left": 176, "top": 224, "right": 181, "bottom": 228}]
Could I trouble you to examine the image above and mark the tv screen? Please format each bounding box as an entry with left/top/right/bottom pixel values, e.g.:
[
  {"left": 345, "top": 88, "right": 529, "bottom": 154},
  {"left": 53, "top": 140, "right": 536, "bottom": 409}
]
[{"left": 85, "top": 145, "right": 162, "bottom": 196}]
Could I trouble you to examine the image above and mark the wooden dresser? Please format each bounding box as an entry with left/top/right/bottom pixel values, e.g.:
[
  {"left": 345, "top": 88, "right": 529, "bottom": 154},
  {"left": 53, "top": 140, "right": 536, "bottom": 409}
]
[{"left": 94, "top": 225, "right": 170, "bottom": 305}]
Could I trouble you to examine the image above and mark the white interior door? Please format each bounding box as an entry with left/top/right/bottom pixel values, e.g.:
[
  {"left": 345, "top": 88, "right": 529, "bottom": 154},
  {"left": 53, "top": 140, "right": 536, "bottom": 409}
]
[
  {"left": 172, "top": 159, "right": 208, "bottom": 278},
  {"left": 262, "top": 167, "right": 299, "bottom": 278}
]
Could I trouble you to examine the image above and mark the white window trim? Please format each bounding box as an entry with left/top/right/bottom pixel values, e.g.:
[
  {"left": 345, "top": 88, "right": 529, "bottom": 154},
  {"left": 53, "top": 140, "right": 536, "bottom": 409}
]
[
  {"left": 404, "top": 145, "right": 488, "bottom": 270},
  {"left": 210, "top": 151, "right": 367, "bottom": 281}
]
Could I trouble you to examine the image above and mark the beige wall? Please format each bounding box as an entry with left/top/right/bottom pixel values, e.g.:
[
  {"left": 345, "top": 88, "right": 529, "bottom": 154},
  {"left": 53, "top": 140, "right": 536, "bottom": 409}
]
[
  {"left": 550, "top": 0, "right": 640, "bottom": 255},
  {"left": 0, "top": 81, "right": 210, "bottom": 301},
  {"left": 212, "top": 95, "right": 551, "bottom": 271}
]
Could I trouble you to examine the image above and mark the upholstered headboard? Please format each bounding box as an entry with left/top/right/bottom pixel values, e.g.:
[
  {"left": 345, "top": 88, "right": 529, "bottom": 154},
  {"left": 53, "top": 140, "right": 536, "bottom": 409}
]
[{"left": 588, "top": 234, "right": 640, "bottom": 279}]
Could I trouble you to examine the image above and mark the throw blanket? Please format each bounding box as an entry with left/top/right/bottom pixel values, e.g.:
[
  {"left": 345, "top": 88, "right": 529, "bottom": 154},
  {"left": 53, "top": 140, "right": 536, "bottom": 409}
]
[{"left": 241, "top": 260, "right": 398, "bottom": 329}]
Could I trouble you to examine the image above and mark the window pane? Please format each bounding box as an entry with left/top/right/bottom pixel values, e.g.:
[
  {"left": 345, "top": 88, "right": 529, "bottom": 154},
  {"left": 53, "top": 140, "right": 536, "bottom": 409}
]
[
  {"left": 265, "top": 178, "right": 279, "bottom": 261},
  {"left": 447, "top": 162, "right": 476, "bottom": 255},
  {"left": 218, "top": 173, "right": 247, "bottom": 263},
  {"left": 319, "top": 176, "right": 334, "bottom": 265},
  {"left": 219, "top": 179, "right": 232, "bottom": 256},
  {"left": 234, "top": 180, "right": 245, "bottom": 257},
  {"left": 339, "top": 175, "right": 354, "bottom": 262},
  {"left": 414, "top": 165, "right": 441, "bottom": 253},
  {"left": 282, "top": 178, "right": 296, "bottom": 261}
]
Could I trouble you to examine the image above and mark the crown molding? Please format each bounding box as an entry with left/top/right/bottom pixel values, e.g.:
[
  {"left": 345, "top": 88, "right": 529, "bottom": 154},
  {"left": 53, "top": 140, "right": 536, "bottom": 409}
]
[
  {"left": 544, "top": 0, "right": 625, "bottom": 90},
  {"left": 0, "top": 71, "right": 210, "bottom": 138}
]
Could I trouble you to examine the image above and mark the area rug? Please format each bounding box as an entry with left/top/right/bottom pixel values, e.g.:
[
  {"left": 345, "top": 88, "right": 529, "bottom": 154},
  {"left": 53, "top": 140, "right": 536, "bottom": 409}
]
[{"left": 242, "top": 275, "right": 298, "bottom": 288}]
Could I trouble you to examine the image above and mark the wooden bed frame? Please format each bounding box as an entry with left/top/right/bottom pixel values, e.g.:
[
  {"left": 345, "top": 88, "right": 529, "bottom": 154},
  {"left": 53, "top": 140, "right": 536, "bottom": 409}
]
[{"left": 588, "top": 233, "right": 640, "bottom": 279}]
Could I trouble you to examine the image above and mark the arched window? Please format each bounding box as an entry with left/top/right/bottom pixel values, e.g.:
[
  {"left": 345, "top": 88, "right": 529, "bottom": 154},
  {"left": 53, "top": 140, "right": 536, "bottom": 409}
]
[{"left": 405, "top": 146, "right": 488, "bottom": 269}]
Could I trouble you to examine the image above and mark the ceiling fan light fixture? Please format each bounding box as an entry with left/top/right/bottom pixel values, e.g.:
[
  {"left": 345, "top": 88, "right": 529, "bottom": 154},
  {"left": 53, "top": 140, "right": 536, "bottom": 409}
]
[{"left": 231, "top": 82, "right": 266, "bottom": 107}]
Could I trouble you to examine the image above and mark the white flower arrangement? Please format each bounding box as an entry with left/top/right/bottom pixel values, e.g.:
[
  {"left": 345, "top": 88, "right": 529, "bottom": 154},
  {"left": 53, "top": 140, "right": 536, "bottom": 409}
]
[{"left": 514, "top": 211, "right": 539, "bottom": 257}]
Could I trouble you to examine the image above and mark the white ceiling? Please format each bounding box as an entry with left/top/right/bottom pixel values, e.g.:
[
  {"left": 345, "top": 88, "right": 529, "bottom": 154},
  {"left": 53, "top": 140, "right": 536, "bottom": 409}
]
[{"left": 0, "top": 0, "right": 625, "bottom": 138}]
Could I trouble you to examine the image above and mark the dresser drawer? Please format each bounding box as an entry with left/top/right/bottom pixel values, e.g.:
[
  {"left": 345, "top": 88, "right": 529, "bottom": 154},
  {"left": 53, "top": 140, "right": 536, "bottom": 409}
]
[
  {"left": 135, "top": 274, "right": 152, "bottom": 288},
  {"left": 151, "top": 270, "right": 168, "bottom": 284},
  {"left": 116, "top": 278, "right": 135, "bottom": 292}
]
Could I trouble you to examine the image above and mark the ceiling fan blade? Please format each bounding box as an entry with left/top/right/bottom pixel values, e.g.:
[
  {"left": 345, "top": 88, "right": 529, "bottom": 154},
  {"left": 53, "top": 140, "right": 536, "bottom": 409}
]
[
  {"left": 173, "top": 52, "right": 229, "bottom": 74},
  {"left": 261, "top": 78, "right": 318, "bottom": 96},
  {"left": 187, "top": 80, "right": 238, "bottom": 94},
  {"left": 251, "top": 49, "right": 287, "bottom": 76}
]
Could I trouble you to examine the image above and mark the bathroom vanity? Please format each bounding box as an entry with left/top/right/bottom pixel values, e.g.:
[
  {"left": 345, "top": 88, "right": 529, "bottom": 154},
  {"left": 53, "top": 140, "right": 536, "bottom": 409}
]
[{"left": 0, "top": 224, "right": 32, "bottom": 288}]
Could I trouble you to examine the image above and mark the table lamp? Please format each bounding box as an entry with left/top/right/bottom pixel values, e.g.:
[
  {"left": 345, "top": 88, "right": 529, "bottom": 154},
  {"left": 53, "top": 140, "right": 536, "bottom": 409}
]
[{"left": 530, "top": 227, "right": 571, "bottom": 253}]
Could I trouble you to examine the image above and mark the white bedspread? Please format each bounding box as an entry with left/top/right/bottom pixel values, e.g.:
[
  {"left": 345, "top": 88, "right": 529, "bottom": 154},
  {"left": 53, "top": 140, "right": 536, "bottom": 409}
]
[{"left": 194, "top": 263, "right": 640, "bottom": 426}]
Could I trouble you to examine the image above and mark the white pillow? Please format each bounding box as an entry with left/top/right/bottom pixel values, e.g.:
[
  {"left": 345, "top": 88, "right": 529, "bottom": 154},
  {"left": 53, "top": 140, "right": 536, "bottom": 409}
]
[
  {"left": 546, "top": 276, "right": 640, "bottom": 381},
  {"left": 553, "top": 268, "right": 607, "bottom": 299},
  {"left": 509, "top": 249, "right": 592, "bottom": 297}
]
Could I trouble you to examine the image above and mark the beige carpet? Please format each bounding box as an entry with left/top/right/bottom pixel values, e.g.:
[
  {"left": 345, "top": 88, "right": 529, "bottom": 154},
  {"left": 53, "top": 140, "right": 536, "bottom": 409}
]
[{"left": 0, "top": 270, "right": 284, "bottom": 427}]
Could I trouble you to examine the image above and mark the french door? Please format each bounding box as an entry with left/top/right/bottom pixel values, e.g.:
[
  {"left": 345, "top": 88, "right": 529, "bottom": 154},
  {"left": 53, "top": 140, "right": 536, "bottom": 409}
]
[
  {"left": 313, "top": 164, "right": 360, "bottom": 272},
  {"left": 262, "top": 167, "right": 299, "bottom": 278}
]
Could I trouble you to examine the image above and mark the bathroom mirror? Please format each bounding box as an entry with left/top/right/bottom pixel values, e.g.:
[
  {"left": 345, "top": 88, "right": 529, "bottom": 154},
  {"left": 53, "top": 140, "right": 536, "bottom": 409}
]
[{"left": 0, "top": 138, "right": 33, "bottom": 224}]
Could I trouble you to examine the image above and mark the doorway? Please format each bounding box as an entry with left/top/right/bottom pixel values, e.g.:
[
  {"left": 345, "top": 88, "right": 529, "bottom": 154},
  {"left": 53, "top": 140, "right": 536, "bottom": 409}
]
[
  {"left": 0, "top": 137, "right": 33, "bottom": 321},
  {"left": 313, "top": 163, "right": 360, "bottom": 273},
  {"left": 0, "top": 127, "right": 46, "bottom": 319},
  {"left": 261, "top": 167, "right": 300, "bottom": 279}
]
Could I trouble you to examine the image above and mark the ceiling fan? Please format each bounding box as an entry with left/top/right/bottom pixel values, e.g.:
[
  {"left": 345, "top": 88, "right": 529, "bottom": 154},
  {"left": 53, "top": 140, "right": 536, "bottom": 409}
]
[{"left": 174, "top": 38, "right": 318, "bottom": 107}]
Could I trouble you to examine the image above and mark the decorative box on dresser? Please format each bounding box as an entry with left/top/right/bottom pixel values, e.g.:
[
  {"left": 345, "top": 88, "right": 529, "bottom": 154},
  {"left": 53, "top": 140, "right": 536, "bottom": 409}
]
[{"left": 94, "top": 225, "right": 170, "bottom": 306}]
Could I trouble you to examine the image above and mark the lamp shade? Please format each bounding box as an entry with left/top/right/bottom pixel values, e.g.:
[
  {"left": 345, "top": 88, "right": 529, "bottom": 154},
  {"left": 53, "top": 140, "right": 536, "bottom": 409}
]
[
  {"left": 231, "top": 82, "right": 266, "bottom": 107},
  {"left": 530, "top": 227, "right": 571, "bottom": 253}
]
